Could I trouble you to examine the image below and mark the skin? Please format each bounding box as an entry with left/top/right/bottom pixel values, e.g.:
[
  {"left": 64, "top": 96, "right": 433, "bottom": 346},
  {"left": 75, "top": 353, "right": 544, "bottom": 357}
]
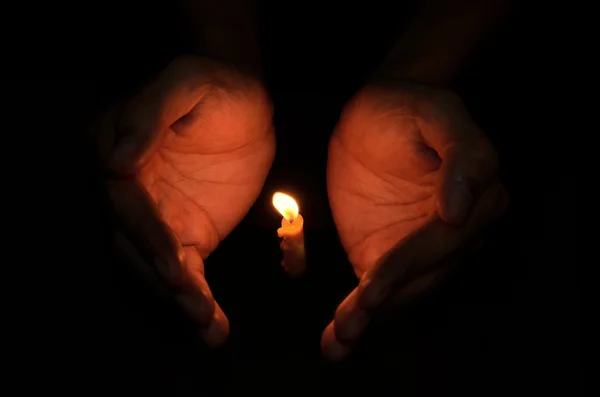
[
  {"left": 321, "top": 80, "right": 508, "bottom": 360},
  {"left": 97, "top": 0, "right": 512, "bottom": 355},
  {"left": 103, "top": 56, "right": 275, "bottom": 346},
  {"left": 317, "top": 0, "right": 512, "bottom": 361}
]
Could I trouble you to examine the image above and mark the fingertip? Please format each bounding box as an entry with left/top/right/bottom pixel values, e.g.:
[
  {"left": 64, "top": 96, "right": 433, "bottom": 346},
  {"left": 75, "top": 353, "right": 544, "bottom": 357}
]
[
  {"left": 154, "top": 233, "right": 187, "bottom": 287},
  {"left": 437, "top": 177, "right": 473, "bottom": 225},
  {"left": 321, "top": 322, "right": 350, "bottom": 361},
  {"left": 180, "top": 269, "right": 216, "bottom": 325},
  {"left": 201, "top": 303, "right": 230, "bottom": 348}
]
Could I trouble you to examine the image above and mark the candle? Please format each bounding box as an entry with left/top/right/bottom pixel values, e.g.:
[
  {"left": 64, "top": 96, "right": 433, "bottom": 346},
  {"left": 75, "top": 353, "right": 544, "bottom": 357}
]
[{"left": 272, "top": 192, "right": 306, "bottom": 277}]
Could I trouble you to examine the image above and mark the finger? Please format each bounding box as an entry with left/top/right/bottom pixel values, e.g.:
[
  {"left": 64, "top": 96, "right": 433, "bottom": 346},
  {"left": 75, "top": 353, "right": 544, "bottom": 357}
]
[
  {"left": 322, "top": 224, "right": 494, "bottom": 361},
  {"left": 114, "top": 230, "right": 215, "bottom": 319},
  {"left": 339, "top": 261, "right": 453, "bottom": 341},
  {"left": 108, "top": 179, "right": 184, "bottom": 285},
  {"left": 416, "top": 91, "right": 499, "bottom": 224},
  {"left": 113, "top": 230, "right": 175, "bottom": 296},
  {"left": 332, "top": 288, "right": 369, "bottom": 345},
  {"left": 109, "top": 57, "right": 214, "bottom": 174},
  {"left": 200, "top": 301, "right": 230, "bottom": 348},
  {"left": 115, "top": 229, "right": 228, "bottom": 345},
  {"left": 436, "top": 143, "right": 499, "bottom": 225},
  {"left": 385, "top": 263, "right": 455, "bottom": 311},
  {"left": 183, "top": 245, "right": 205, "bottom": 275},
  {"left": 418, "top": 90, "right": 489, "bottom": 154},
  {"left": 321, "top": 264, "right": 452, "bottom": 361},
  {"left": 177, "top": 247, "right": 215, "bottom": 325},
  {"left": 321, "top": 289, "right": 364, "bottom": 361},
  {"left": 116, "top": 233, "right": 229, "bottom": 347},
  {"left": 321, "top": 321, "right": 351, "bottom": 361},
  {"left": 321, "top": 286, "right": 370, "bottom": 361},
  {"left": 353, "top": 240, "right": 479, "bottom": 342},
  {"left": 358, "top": 179, "right": 508, "bottom": 310},
  {"left": 109, "top": 174, "right": 229, "bottom": 346},
  {"left": 178, "top": 247, "right": 228, "bottom": 346}
]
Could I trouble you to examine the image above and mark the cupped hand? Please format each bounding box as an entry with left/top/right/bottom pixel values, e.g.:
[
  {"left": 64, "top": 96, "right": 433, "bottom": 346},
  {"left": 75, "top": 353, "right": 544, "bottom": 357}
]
[
  {"left": 96, "top": 56, "right": 275, "bottom": 346},
  {"left": 322, "top": 80, "right": 508, "bottom": 360}
]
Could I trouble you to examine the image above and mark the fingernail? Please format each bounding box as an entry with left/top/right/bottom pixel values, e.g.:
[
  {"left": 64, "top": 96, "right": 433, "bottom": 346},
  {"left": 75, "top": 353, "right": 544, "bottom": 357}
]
[{"left": 447, "top": 179, "right": 472, "bottom": 223}]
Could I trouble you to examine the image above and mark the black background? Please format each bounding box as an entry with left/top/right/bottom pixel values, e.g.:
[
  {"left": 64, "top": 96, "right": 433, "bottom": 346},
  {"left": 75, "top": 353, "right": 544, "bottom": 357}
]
[{"left": 2, "top": 1, "right": 578, "bottom": 395}]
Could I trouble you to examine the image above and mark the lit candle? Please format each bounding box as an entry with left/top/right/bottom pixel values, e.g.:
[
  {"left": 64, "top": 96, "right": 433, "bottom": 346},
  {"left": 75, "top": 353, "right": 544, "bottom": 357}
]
[{"left": 272, "top": 192, "right": 306, "bottom": 277}]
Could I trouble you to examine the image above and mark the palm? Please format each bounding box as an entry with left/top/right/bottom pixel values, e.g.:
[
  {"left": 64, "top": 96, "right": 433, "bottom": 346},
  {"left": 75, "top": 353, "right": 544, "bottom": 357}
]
[
  {"left": 138, "top": 88, "right": 274, "bottom": 259},
  {"left": 323, "top": 84, "right": 505, "bottom": 360},
  {"left": 327, "top": 88, "right": 442, "bottom": 278}
]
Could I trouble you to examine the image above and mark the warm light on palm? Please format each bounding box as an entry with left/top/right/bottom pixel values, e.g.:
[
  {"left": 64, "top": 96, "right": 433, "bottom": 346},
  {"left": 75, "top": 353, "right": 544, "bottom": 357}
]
[
  {"left": 322, "top": 83, "right": 507, "bottom": 361},
  {"left": 104, "top": 57, "right": 276, "bottom": 347},
  {"left": 327, "top": 88, "right": 441, "bottom": 278},
  {"left": 137, "top": 87, "right": 275, "bottom": 259}
]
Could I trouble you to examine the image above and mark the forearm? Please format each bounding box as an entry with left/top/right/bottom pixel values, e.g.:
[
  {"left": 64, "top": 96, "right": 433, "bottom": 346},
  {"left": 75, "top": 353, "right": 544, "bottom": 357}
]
[
  {"left": 178, "top": 0, "right": 262, "bottom": 74},
  {"left": 376, "top": 0, "right": 512, "bottom": 85}
]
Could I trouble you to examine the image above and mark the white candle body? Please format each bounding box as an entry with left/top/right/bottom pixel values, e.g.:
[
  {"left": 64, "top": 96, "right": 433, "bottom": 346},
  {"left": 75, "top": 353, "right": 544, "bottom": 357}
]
[{"left": 277, "top": 214, "right": 305, "bottom": 276}]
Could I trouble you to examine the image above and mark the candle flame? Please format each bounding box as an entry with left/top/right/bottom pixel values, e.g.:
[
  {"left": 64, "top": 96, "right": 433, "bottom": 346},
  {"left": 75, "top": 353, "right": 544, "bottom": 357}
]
[{"left": 272, "top": 192, "right": 299, "bottom": 221}]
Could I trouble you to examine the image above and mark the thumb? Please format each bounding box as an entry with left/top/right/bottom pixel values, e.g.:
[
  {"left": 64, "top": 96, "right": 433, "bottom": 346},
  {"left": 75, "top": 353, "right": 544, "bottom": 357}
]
[
  {"left": 436, "top": 142, "right": 499, "bottom": 225},
  {"left": 413, "top": 88, "right": 499, "bottom": 225},
  {"left": 108, "top": 179, "right": 185, "bottom": 283},
  {"left": 109, "top": 57, "right": 212, "bottom": 174}
]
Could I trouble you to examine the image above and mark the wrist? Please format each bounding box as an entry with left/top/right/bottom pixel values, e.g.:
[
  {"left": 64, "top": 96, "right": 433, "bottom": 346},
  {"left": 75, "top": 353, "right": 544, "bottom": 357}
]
[
  {"left": 178, "top": 0, "right": 262, "bottom": 75},
  {"left": 189, "top": 23, "right": 262, "bottom": 75},
  {"left": 373, "top": 0, "right": 512, "bottom": 87},
  {"left": 373, "top": 64, "right": 453, "bottom": 88},
  {"left": 372, "top": 39, "right": 466, "bottom": 87}
]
